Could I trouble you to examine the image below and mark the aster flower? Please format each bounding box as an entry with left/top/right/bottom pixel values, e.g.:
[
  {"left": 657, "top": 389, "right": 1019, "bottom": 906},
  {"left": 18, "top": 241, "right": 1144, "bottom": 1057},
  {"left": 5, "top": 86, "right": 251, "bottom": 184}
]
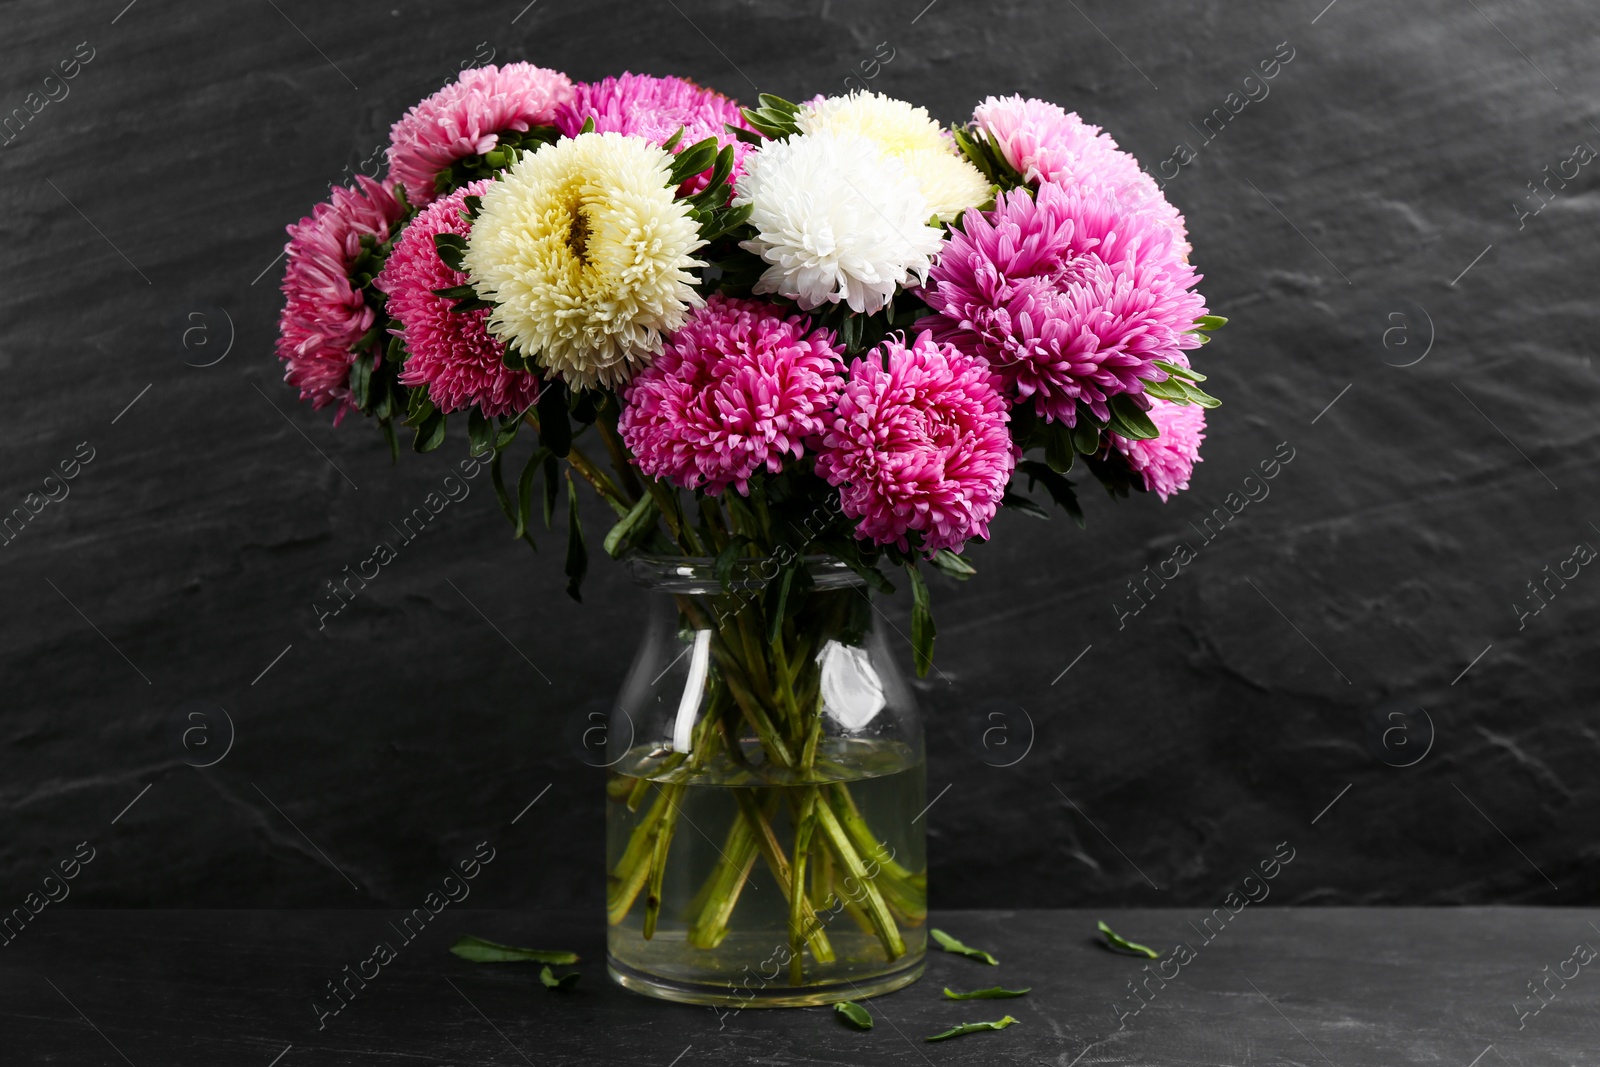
[
  {"left": 919, "top": 182, "right": 1207, "bottom": 426},
  {"left": 375, "top": 180, "right": 540, "bottom": 416},
  {"left": 387, "top": 62, "right": 575, "bottom": 206},
  {"left": 1111, "top": 398, "right": 1205, "bottom": 501},
  {"left": 555, "top": 72, "right": 752, "bottom": 193},
  {"left": 735, "top": 130, "right": 946, "bottom": 316},
  {"left": 816, "top": 332, "right": 1015, "bottom": 555},
  {"left": 798, "top": 91, "right": 991, "bottom": 222},
  {"left": 972, "top": 94, "right": 1188, "bottom": 255},
  {"left": 275, "top": 176, "right": 407, "bottom": 421},
  {"left": 463, "top": 131, "right": 707, "bottom": 391},
  {"left": 619, "top": 295, "right": 844, "bottom": 495}
]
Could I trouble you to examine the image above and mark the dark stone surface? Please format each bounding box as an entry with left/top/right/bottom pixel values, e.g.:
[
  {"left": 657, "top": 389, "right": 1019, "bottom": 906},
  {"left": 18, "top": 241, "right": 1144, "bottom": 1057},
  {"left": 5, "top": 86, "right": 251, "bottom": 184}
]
[
  {"left": 1, "top": 0, "right": 1596, "bottom": 912},
  {"left": 3, "top": 907, "right": 1597, "bottom": 1064}
]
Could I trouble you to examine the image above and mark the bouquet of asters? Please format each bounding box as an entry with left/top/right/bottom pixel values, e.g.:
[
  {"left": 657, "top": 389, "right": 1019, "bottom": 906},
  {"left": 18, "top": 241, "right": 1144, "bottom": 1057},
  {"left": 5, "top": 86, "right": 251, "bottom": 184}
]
[{"left": 274, "top": 64, "right": 1221, "bottom": 1003}]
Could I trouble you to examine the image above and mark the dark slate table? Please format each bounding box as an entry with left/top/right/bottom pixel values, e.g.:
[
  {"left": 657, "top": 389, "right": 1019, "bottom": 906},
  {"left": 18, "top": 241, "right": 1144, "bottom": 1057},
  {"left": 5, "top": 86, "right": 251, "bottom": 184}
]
[{"left": 3, "top": 908, "right": 1594, "bottom": 1064}]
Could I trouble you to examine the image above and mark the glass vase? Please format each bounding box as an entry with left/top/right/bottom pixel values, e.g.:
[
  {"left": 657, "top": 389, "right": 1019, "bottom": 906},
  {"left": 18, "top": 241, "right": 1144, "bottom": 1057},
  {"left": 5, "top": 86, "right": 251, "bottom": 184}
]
[{"left": 604, "top": 555, "right": 927, "bottom": 1007}]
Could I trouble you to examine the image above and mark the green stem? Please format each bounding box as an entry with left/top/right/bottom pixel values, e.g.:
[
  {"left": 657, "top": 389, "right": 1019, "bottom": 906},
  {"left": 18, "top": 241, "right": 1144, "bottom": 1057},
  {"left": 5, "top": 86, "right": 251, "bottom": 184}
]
[
  {"left": 814, "top": 799, "right": 906, "bottom": 961},
  {"left": 566, "top": 444, "right": 631, "bottom": 518},
  {"left": 642, "top": 783, "right": 684, "bottom": 939},
  {"left": 787, "top": 787, "right": 819, "bottom": 985},
  {"left": 594, "top": 413, "right": 644, "bottom": 504},
  {"left": 733, "top": 790, "right": 835, "bottom": 964},
  {"left": 686, "top": 810, "right": 759, "bottom": 949},
  {"left": 608, "top": 786, "right": 671, "bottom": 925}
]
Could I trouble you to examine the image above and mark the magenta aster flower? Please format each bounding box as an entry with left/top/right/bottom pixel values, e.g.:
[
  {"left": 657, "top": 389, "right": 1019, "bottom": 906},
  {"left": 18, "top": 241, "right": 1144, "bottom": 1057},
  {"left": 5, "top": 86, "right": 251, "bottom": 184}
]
[
  {"left": 275, "top": 176, "right": 407, "bottom": 421},
  {"left": 619, "top": 295, "right": 843, "bottom": 496},
  {"left": 1112, "top": 398, "right": 1206, "bottom": 501},
  {"left": 555, "top": 73, "right": 752, "bottom": 193},
  {"left": 375, "top": 180, "right": 540, "bottom": 417},
  {"left": 972, "top": 94, "right": 1187, "bottom": 253},
  {"left": 387, "top": 62, "right": 574, "bottom": 205},
  {"left": 918, "top": 182, "right": 1207, "bottom": 427},
  {"left": 816, "top": 332, "right": 1015, "bottom": 556}
]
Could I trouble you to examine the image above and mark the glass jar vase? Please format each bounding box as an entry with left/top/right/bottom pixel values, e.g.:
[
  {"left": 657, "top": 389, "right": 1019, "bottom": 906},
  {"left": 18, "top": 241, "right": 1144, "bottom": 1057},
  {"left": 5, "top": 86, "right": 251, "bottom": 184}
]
[{"left": 604, "top": 555, "right": 926, "bottom": 1007}]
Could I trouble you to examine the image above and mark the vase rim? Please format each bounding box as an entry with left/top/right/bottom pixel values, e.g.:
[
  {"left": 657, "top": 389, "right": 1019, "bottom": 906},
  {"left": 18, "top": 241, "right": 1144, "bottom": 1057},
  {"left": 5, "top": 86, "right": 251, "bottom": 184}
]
[{"left": 625, "top": 553, "right": 866, "bottom": 592}]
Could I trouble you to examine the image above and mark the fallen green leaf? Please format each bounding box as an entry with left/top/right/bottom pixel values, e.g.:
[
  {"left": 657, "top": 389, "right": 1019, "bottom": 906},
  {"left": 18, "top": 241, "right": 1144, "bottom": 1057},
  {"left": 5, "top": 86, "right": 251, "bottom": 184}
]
[
  {"left": 1097, "top": 920, "right": 1160, "bottom": 959},
  {"left": 925, "top": 1015, "right": 1019, "bottom": 1041},
  {"left": 943, "top": 986, "right": 1031, "bottom": 1000},
  {"left": 448, "top": 935, "right": 579, "bottom": 965},
  {"left": 930, "top": 928, "right": 998, "bottom": 965},
  {"left": 539, "top": 965, "right": 580, "bottom": 989},
  {"left": 834, "top": 1000, "right": 872, "bottom": 1029}
]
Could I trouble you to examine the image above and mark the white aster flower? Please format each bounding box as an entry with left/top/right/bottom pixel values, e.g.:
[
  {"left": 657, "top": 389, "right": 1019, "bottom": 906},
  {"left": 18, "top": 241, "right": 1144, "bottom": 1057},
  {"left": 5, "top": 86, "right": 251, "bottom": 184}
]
[
  {"left": 798, "top": 91, "right": 992, "bottom": 222},
  {"left": 734, "top": 129, "right": 945, "bottom": 315},
  {"left": 464, "top": 131, "right": 706, "bottom": 390}
]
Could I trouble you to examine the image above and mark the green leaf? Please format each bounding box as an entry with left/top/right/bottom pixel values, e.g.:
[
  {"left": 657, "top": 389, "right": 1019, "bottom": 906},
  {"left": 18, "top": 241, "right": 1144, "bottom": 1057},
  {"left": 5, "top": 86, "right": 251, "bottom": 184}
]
[
  {"left": 1097, "top": 920, "right": 1161, "bottom": 959},
  {"left": 1017, "top": 461, "right": 1084, "bottom": 529},
  {"left": 660, "top": 125, "right": 686, "bottom": 152},
  {"left": 1153, "top": 359, "right": 1205, "bottom": 382},
  {"left": 925, "top": 1016, "right": 1019, "bottom": 1041},
  {"left": 467, "top": 407, "right": 493, "bottom": 456},
  {"left": 448, "top": 936, "right": 578, "bottom": 965},
  {"left": 1043, "top": 421, "right": 1076, "bottom": 473},
  {"left": 698, "top": 201, "right": 754, "bottom": 242},
  {"left": 580, "top": 115, "right": 595, "bottom": 134},
  {"left": 432, "top": 232, "right": 468, "bottom": 272},
  {"left": 1000, "top": 490, "right": 1051, "bottom": 520},
  {"left": 943, "top": 986, "right": 1031, "bottom": 1000},
  {"left": 516, "top": 448, "right": 549, "bottom": 545},
  {"left": 667, "top": 138, "right": 719, "bottom": 186},
  {"left": 412, "top": 410, "right": 446, "bottom": 453},
  {"left": 1194, "top": 314, "right": 1228, "bottom": 331},
  {"left": 1140, "top": 377, "right": 1190, "bottom": 403},
  {"left": 542, "top": 454, "right": 559, "bottom": 529},
  {"left": 1071, "top": 419, "right": 1101, "bottom": 455},
  {"left": 461, "top": 194, "right": 482, "bottom": 220},
  {"left": 538, "top": 965, "right": 580, "bottom": 990},
  {"left": 564, "top": 472, "right": 587, "bottom": 603},
  {"left": 908, "top": 564, "right": 936, "bottom": 679},
  {"left": 1107, "top": 395, "right": 1160, "bottom": 440},
  {"left": 725, "top": 122, "right": 765, "bottom": 146},
  {"left": 495, "top": 410, "right": 526, "bottom": 450},
  {"left": 765, "top": 561, "right": 796, "bottom": 644},
  {"left": 834, "top": 1000, "right": 873, "bottom": 1030},
  {"left": 536, "top": 383, "right": 572, "bottom": 457},
  {"left": 603, "top": 493, "right": 659, "bottom": 558},
  {"left": 349, "top": 351, "right": 374, "bottom": 410},
  {"left": 490, "top": 451, "right": 517, "bottom": 527},
  {"left": 1174, "top": 378, "right": 1222, "bottom": 409},
  {"left": 930, "top": 928, "right": 998, "bottom": 965},
  {"left": 930, "top": 548, "right": 977, "bottom": 581},
  {"left": 430, "top": 283, "right": 477, "bottom": 300},
  {"left": 380, "top": 417, "right": 399, "bottom": 464},
  {"left": 841, "top": 313, "right": 864, "bottom": 354},
  {"left": 756, "top": 93, "right": 800, "bottom": 116}
]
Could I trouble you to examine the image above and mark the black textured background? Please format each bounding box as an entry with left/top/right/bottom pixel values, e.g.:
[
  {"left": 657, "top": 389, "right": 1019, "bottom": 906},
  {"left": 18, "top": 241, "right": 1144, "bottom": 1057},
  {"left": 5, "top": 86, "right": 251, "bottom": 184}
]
[{"left": 2, "top": 0, "right": 1596, "bottom": 914}]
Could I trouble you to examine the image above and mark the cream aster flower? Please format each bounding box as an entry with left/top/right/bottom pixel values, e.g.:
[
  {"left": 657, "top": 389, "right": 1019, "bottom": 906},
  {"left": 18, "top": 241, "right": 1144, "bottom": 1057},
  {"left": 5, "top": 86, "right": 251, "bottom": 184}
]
[
  {"left": 464, "top": 131, "right": 706, "bottom": 390},
  {"left": 798, "top": 91, "right": 992, "bottom": 222},
  {"left": 734, "top": 130, "right": 945, "bottom": 315}
]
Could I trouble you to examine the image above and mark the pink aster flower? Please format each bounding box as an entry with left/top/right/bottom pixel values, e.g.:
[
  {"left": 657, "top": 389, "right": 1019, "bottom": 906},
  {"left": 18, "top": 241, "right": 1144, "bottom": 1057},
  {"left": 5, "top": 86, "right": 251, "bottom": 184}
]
[
  {"left": 375, "top": 180, "right": 540, "bottom": 417},
  {"left": 619, "top": 295, "right": 843, "bottom": 495},
  {"left": 1112, "top": 398, "right": 1206, "bottom": 501},
  {"left": 276, "top": 176, "right": 407, "bottom": 422},
  {"left": 555, "top": 73, "right": 752, "bottom": 193},
  {"left": 972, "top": 94, "right": 1187, "bottom": 254},
  {"left": 919, "top": 182, "right": 1207, "bottom": 427},
  {"left": 387, "top": 62, "right": 574, "bottom": 205},
  {"left": 816, "top": 332, "right": 1015, "bottom": 556}
]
